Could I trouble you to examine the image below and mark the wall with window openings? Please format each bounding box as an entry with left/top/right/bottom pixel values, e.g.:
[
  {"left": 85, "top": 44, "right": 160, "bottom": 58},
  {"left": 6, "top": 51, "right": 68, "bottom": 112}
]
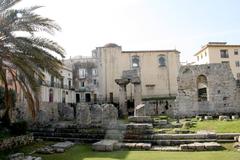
[
  {"left": 94, "top": 44, "right": 180, "bottom": 103},
  {"left": 175, "top": 63, "right": 240, "bottom": 117},
  {"left": 195, "top": 44, "right": 240, "bottom": 79},
  {"left": 40, "top": 66, "right": 76, "bottom": 104}
]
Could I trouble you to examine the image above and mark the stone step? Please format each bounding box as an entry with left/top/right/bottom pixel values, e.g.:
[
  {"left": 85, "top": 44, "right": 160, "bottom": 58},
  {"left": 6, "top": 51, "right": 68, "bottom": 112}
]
[
  {"left": 30, "top": 128, "right": 105, "bottom": 134},
  {"left": 34, "top": 136, "right": 101, "bottom": 143},
  {"left": 152, "top": 133, "right": 240, "bottom": 140},
  {"left": 119, "top": 142, "right": 151, "bottom": 150},
  {"left": 128, "top": 116, "right": 153, "bottom": 123},
  {"left": 151, "top": 146, "right": 181, "bottom": 151},
  {"left": 33, "top": 132, "right": 105, "bottom": 139},
  {"left": 126, "top": 123, "right": 153, "bottom": 130},
  {"left": 123, "top": 139, "right": 235, "bottom": 145}
]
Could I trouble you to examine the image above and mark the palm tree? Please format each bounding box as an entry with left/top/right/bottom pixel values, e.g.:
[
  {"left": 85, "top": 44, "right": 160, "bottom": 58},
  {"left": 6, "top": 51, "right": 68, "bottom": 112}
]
[{"left": 0, "top": 0, "right": 65, "bottom": 124}]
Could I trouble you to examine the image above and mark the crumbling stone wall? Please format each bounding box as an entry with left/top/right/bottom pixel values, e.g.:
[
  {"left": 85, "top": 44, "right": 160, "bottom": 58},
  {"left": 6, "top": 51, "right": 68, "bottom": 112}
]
[
  {"left": 142, "top": 99, "right": 175, "bottom": 116},
  {"left": 174, "top": 63, "right": 240, "bottom": 117}
]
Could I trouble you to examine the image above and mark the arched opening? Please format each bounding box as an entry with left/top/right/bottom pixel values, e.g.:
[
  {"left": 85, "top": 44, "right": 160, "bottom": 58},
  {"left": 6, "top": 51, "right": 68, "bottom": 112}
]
[
  {"left": 49, "top": 88, "right": 53, "bottom": 102},
  {"left": 197, "top": 75, "right": 208, "bottom": 101},
  {"left": 132, "top": 56, "right": 140, "bottom": 68},
  {"left": 158, "top": 55, "right": 166, "bottom": 67}
]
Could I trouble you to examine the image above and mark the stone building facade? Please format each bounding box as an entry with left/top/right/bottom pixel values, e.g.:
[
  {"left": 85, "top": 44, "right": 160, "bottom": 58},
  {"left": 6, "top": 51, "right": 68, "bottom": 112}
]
[
  {"left": 174, "top": 63, "right": 240, "bottom": 117},
  {"left": 194, "top": 42, "right": 240, "bottom": 79},
  {"left": 40, "top": 65, "right": 76, "bottom": 104},
  {"left": 64, "top": 56, "right": 99, "bottom": 103},
  {"left": 93, "top": 43, "right": 180, "bottom": 107}
]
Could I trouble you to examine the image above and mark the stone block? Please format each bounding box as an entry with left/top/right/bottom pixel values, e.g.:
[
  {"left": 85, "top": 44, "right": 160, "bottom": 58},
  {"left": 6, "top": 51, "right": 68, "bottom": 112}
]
[
  {"left": 141, "top": 143, "right": 151, "bottom": 150},
  {"left": 180, "top": 142, "right": 221, "bottom": 151},
  {"left": 52, "top": 141, "right": 74, "bottom": 150},
  {"left": 128, "top": 116, "right": 152, "bottom": 123},
  {"left": 92, "top": 140, "right": 118, "bottom": 152},
  {"left": 76, "top": 103, "right": 91, "bottom": 126},
  {"left": 58, "top": 104, "right": 74, "bottom": 121},
  {"left": 204, "top": 116, "right": 213, "bottom": 120},
  {"left": 102, "top": 104, "right": 118, "bottom": 128},
  {"left": 8, "top": 153, "right": 24, "bottom": 160},
  {"left": 204, "top": 142, "right": 221, "bottom": 150},
  {"left": 219, "top": 115, "right": 230, "bottom": 121},
  {"left": 233, "top": 142, "right": 240, "bottom": 149},
  {"left": 36, "top": 110, "right": 49, "bottom": 125},
  {"left": 90, "top": 104, "right": 103, "bottom": 125},
  {"left": 232, "top": 115, "right": 239, "bottom": 120},
  {"left": 134, "top": 104, "right": 145, "bottom": 116},
  {"left": 36, "top": 146, "right": 55, "bottom": 154}
]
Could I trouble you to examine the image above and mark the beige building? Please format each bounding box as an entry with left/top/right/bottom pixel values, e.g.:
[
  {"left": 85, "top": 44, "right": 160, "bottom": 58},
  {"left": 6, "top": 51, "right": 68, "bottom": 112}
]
[
  {"left": 64, "top": 56, "right": 99, "bottom": 103},
  {"left": 93, "top": 43, "right": 180, "bottom": 104},
  {"left": 40, "top": 65, "right": 76, "bottom": 104},
  {"left": 194, "top": 42, "right": 240, "bottom": 79}
]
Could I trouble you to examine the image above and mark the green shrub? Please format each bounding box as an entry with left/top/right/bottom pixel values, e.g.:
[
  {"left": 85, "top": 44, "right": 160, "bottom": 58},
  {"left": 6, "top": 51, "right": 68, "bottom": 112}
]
[{"left": 9, "top": 121, "right": 28, "bottom": 135}]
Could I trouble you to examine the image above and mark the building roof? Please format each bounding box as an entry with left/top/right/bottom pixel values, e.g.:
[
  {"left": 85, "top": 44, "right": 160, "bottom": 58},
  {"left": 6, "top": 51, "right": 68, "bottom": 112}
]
[
  {"left": 122, "top": 49, "right": 180, "bottom": 54},
  {"left": 103, "top": 43, "right": 120, "bottom": 48},
  {"left": 194, "top": 42, "right": 240, "bottom": 56}
]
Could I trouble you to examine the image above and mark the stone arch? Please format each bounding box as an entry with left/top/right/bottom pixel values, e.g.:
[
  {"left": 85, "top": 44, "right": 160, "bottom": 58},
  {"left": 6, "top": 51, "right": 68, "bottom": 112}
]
[{"left": 197, "top": 75, "right": 208, "bottom": 101}]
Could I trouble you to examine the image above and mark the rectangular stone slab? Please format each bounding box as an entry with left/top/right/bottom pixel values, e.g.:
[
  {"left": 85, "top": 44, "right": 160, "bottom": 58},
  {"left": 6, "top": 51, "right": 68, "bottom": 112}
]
[
  {"left": 92, "top": 140, "right": 118, "bottom": 152},
  {"left": 52, "top": 141, "right": 74, "bottom": 149}
]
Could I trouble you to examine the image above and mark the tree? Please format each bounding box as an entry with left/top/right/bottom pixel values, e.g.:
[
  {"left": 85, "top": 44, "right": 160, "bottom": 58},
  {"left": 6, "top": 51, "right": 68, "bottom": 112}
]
[{"left": 0, "top": 0, "right": 65, "bottom": 124}]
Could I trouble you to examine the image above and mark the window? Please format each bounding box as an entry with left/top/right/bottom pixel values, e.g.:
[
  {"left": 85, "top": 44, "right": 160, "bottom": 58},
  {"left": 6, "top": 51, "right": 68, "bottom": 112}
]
[
  {"left": 92, "top": 69, "right": 97, "bottom": 76},
  {"left": 236, "top": 61, "right": 240, "bottom": 67},
  {"left": 222, "top": 61, "right": 229, "bottom": 64},
  {"left": 68, "top": 80, "right": 71, "bottom": 89},
  {"left": 234, "top": 49, "right": 238, "bottom": 55},
  {"left": 132, "top": 56, "right": 140, "bottom": 68},
  {"left": 197, "top": 56, "right": 199, "bottom": 61},
  {"left": 205, "top": 52, "right": 207, "bottom": 57},
  {"left": 79, "top": 69, "right": 85, "bottom": 78},
  {"left": 220, "top": 50, "right": 229, "bottom": 58},
  {"left": 93, "top": 79, "right": 97, "bottom": 85},
  {"left": 81, "top": 81, "right": 85, "bottom": 87},
  {"left": 49, "top": 89, "right": 53, "bottom": 102},
  {"left": 158, "top": 56, "right": 166, "bottom": 67},
  {"left": 197, "top": 75, "right": 208, "bottom": 102},
  {"left": 50, "top": 76, "right": 54, "bottom": 87}
]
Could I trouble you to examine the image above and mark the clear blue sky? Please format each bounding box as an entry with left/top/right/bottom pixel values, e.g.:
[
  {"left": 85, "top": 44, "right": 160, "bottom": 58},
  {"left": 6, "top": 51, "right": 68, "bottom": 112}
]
[{"left": 17, "top": 0, "right": 240, "bottom": 62}]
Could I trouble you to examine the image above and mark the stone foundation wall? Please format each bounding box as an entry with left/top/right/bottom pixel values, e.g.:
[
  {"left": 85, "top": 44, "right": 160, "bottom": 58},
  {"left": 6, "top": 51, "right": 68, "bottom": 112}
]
[
  {"left": 0, "top": 134, "right": 34, "bottom": 151},
  {"left": 142, "top": 98, "right": 175, "bottom": 116},
  {"left": 174, "top": 64, "right": 240, "bottom": 117}
]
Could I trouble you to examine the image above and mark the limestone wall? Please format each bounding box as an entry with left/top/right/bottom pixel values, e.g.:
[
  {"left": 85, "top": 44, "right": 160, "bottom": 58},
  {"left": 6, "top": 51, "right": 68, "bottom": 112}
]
[{"left": 174, "top": 63, "right": 240, "bottom": 117}]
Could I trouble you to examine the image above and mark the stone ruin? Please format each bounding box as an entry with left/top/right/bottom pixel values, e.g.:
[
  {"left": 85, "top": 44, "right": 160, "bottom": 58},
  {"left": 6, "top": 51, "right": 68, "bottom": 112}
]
[
  {"left": 33, "top": 102, "right": 118, "bottom": 129},
  {"left": 174, "top": 63, "right": 240, "bottom": 117},
  {"left": 115, "top": 69, "right": 142, "bottom": 116},
  {"left": 75, "top": 103, "right": 118, "bottom": 128}
]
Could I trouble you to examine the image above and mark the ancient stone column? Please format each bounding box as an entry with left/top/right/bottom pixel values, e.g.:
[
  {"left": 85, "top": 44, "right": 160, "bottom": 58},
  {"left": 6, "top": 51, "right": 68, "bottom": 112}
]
[
  {"left": 115, "top": 78, "right": 130, "bottom": 116},
  {"left": 131, "top": 77, "right": 142, "bottom": 110}
]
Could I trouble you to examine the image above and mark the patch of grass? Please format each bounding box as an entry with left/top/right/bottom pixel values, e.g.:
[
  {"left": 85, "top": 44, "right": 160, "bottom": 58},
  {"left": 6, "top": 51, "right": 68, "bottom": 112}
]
[
  {"left": 1, "top": 142, "right": 240, "bottom": 160},
  {"left": 190, "top": 119, "right": 240, "bottom": 133}
]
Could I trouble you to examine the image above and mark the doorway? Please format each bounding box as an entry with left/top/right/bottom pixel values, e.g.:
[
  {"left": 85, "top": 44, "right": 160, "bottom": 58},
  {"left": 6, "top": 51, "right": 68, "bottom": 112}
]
[{"left": 85, "top": 93, "right": 91, "bottom": 102}]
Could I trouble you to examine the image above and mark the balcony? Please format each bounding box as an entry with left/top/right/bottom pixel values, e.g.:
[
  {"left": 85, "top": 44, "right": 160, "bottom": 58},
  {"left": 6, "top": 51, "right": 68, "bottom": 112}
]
[{"left": 42, "top": 81, "right": 74, "bottom": 90}]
